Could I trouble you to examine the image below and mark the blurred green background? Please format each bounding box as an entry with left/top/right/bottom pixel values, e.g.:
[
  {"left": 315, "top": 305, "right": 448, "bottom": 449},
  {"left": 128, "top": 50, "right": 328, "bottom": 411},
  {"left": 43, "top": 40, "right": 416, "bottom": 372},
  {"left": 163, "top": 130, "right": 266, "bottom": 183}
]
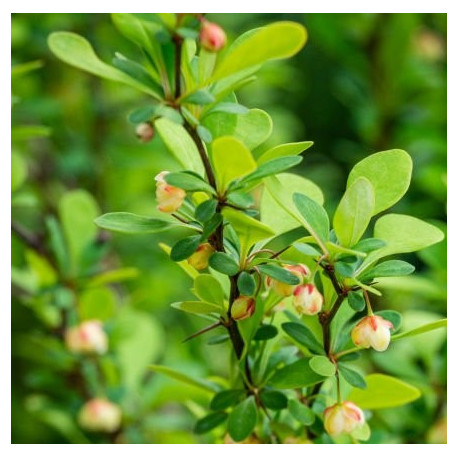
[{"left": 11, "top": 13, "right": 446, "bottom": 444}]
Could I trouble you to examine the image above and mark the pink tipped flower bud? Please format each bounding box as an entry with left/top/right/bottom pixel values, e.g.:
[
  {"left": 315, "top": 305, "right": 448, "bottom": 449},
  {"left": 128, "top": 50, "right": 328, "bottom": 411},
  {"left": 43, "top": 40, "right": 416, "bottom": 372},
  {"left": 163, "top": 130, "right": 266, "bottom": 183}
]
[
  {"left": 135, "top": 122, "right": 155, "bottom": 143},
  {"left": 187, "top": 243, "right": 215, "bottom": 270},
  {"left": 266, "top": 264, "right": 311, "bottom": 297},
  {"left": 351, "top": 315, "right": 394, "bottom": 352},
  {"left": 292, "top": 283, "right": 323, "bottom": 315},
  {"left": 78, "top": 398, "right": 122, "bottom": 433},
  {"left": 65, "top": 320, "right": 108, "bottom": 355},
  {"left": 324, "top": 401, "right": 364, "bottom": 436},
  {"left": 199, "top": 21, "right": 227, "bottom": 52},
  {"left": 155, "top": 171, "right": 186, "bottom": 213},
  {"left": 231, "top": 296, "right": 256, "bottom": 321}
]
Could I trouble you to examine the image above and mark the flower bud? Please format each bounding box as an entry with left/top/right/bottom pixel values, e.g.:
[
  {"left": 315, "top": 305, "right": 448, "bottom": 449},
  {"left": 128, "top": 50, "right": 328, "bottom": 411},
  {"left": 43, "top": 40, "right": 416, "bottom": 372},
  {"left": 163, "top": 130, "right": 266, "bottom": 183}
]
[
  {"left": 351, "top": 315, "right": 394, "bottom": 352},
  {"left": 266, "top": 264, "right": 310, "bottom": 297},
  {"left": 78, "top": 398, "right": 122, "bottom": 433},
  {"left": 65, "top": 320, "right": 108, "bottom": 355},
  {"left": 135, "top": 122, "right": 154, "bottom": 143},
  {"left": 292, "top": 283, "right": 323, "bottom": 315},
  {"left": 323, "top": 401, "right": 364, "bottom": 436},
  {"left": 199, "top": 21, "right": 227, "bottom": 52},
  {"left": 155, "top": 171, "right": 186, "bottom": 213},
  {"left": 231, "top": 296, "right": 255, "bottom": 321},
  {"left": 187, "top": 243, "right": 215, "bottom": 270}
]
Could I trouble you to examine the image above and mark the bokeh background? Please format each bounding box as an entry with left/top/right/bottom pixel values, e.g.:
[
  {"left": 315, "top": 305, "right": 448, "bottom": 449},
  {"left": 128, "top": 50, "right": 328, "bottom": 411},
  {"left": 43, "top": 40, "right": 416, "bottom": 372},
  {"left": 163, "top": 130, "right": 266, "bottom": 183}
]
[{"left": 11, "top": 13, "right": 447, "bottom": 444}]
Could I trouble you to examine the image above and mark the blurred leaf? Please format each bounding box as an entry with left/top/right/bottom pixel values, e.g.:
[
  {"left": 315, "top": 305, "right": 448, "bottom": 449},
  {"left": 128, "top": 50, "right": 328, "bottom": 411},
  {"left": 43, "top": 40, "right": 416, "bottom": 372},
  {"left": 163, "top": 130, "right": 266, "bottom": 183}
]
[
  {"left": 171, "top": 300, "right": 222, "bottom": 315},
  {"left": 269, "top": 358, "right": 325, "bottom": 389},
  {"left": 348, "top": 374, "right": 421, "bottom": 409},
  {"left": 288, "top": 399, "right": 315, "bottom": 425},
  {"left": 194, "top": 274, "right": 225, "bottom": 306},
  {"left": 210, "top": 389, "right": 245, "bottom": 410},
  {"left": 159, "top": 242, "right": 199, "bottom": 279},
  {"left": 253, "top": 324, "right": 278, "bottom": 341},
  {"left": 259, "top": 390, "right": 288, "bottom": 410},
  {"left": 391, "top": 319, "right": 447, "bottom": 341},
  {"left": 237, "top": 271, "right": 256, "bottom": 296},
  {"left": 11, "top": 125, "right": 51, "bottom": 141},
  {"left": 95, "top": 212, "right": 181, "bottom": 234},
  {"left": 182, "top": 89, "right": 215, "bottom": 105},
  {"left": 257, "top": 141, "right": 313, "bottom": 165},
  {"left": 194, "top": 411, "right": 227, "bottom": 434},
  {"left": 228, "top": 396, "right": 257, "bottom": 442},
  {"left": 376, "top": 310, "right": 402, "bottom": 332},
  {"left": 25, "top": 250, "right": 57, "bottom": 288},
  {"left": 11, "top": 152, "right": 27, "bottom": 192},
  {"left": 86, "top": 267, "right": 139, "bottom": 287},
  {"left": 79, "top": 287, "right": 116, "bottom": 321},
  {"left": 205, "top": 102, "right": 249, "bottom": 116}
]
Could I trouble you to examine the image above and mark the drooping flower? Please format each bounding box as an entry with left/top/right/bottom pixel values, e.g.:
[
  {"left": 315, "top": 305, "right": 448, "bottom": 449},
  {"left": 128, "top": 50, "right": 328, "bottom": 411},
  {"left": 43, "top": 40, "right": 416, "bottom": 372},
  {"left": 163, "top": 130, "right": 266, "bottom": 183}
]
[
  {"left": 155, "top": 171, "right": 186, "bottom": 213},
  {"left": 323, "top": 401, "right": 364, "bottom": 436},
  {"left": 135, "top": 122, "right": 154, "bottom": 142},
  {"left": 292, "top": 283, "right": 323, "bottom": 315},
  {"left": 266, "top": 264, "right": 310, "bottom": 297},
  {"left": 187, "top": 243, "right": 215, "bottom": 270},
  {"left": 65, "top": 320, "right": 108, "bottom": 355},
  {"left": 231, "top": 296, "right": 256, "bottom": 321},
  {"left": 199, "top": 21, "right": 227, "bottom": 52},
  {"left": 351, "top": 315, "right": 394, "bottom": 352},
  {"left": 78, "top": 398, "right": 122, "bottom": 433}
]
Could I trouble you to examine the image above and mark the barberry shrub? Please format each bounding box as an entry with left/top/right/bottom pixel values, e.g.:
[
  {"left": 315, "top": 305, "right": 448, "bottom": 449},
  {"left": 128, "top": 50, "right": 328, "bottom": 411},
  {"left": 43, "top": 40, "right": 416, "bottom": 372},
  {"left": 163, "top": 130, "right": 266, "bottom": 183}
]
[{"left": 49, "top": 14, "right": 446, "bottom": 443}]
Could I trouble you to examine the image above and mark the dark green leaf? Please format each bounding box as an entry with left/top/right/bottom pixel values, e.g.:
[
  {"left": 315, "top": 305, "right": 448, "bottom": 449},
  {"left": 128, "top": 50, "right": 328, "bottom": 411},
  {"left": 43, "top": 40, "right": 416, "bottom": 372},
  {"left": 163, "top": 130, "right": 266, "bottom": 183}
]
[
  {"left": 194, "top": 411, "right": 228, "bottom": 434},
  {"left": 209, "top": 252, "right": 239, "bottom": 275},
  {"left": 170, "top": 235, "right": 201, "bottom": 261},
  {"left": 207, "top": 334, "right": 230, "bottom": 345},
  {"left": 376, "top": 310, "right": 402, "bottom": 332},
  {"left": 112, "top": 56, "right": 161, "bottom": 93},
  {"left": 269, "top": 358, "right": 325, "bottom": 389},
  {"left": 338, "top": 364, "right": 367, "bottom": 389},
  {"left": 338, "top": 353, "right": 360, "bottom": 362},
  {"left": 195, "top": 199, "right": 218, "bottom": 222},
  {"left": 334, "top": 262, "right": 355, "bottom": 277},
  {"left": 176, "top": 27, "right": 199, "bottom": 40},
  {"left": 237, "top": 272, "right": 256, "bottom": 296},
  {"left": 257, "top": 264, "right": 300, "bottom": 285},
  {"left": 347, "top": 291, "right": 365, "bottom": 312},
  {"left": 288, "top": 399, "right": 315, "bottom": 425},
  {"left": 281, "top": 322, "right": 324, "bottom": 355},
  {"left": 352, "top": 238, "right": 386, "bottom": 253},
  {"left": 154, "top": 105, "right": 184, "bottom": 124},
  {"left": 201, "top": 213, "right": 223, "bottom": 239},
  {"left": 361, "top": 260, "right": 415, "bottom": 281},
  {"left": 210, "top": 390, "right": 246, "bottom": 411},
  {"left": 165, "top": 172, "right": 214, "bottom": 193},
  {"left": 259, "top": 390, "right": 287, "bottom": 410},
  {"left": 128, "top": 105, "right": 157, "bottom": 124},
  {"left": 94, "top": 212, "right": 176, "bottom": 234},
  {"left": 228, "top": 396, "right": 257, "bottom": 442},
  {"left": 253, "top": 324, "right": 278, "bottom": 341},
  {"left": 182, "top": 89, "right": 215, "bottom": 105}
]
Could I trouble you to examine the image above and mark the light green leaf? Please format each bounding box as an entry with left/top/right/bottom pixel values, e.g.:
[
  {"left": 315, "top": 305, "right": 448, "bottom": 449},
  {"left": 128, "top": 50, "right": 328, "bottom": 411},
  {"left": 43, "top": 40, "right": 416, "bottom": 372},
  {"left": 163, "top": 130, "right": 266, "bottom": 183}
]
[
  {"left": 171, "top": 301, "right": 222, "bottom": 315},
  {"left": 356, "top": 214, "right": 444, "bottom": 274},
  {"left": 228, "top": 396, "right": 257, "bottom": 442},
  {"left": 155, "top": 118, "right": 205, "bottom": 174},
  {"left": 48, "top": 32, "right": 161, "bottom": 98},
  {"left": 270, "top": 358, "right": 325, "bottom": 389},
  {"left": 11, "top": 152, "right": 27, "bottom": 192},
  {"left": 203, "top": 109, "right": 272, "bottom": 150},
  {"left": 95, "top": 212, "right": 180, "bottom": 234},
  {"left": 159, "top": 243, "right": 199, "bottom": 279},
  {"left": 391, "top": 319, "right": 447, "bottom": 341},
  {"left": 257, "top": 141, "right": 313, "bottom": 165},
  {"left": 86, "top": 267, "right": 139, "bottom": 287},
  {"left": 79, "top": 287, "right": 116, "bottom": 321},
  {"left": 288, "top": 399, "right": 315, "bottom": 425},
  {"left": 213, "top": 22, "right": 307, "bottom": 80},
  {"left": 262, "top": 173, "right": 324, "bottom": 234},
  {"left": 194, "top": 274, "right": 225, "bottom": 306},
  {"left": 347, "top": 374, "right": 421, "bottom": 409},
  {"left": 309, "top": 355, "right": 336, "bottom": 377},
  {"left": 211, "top": 136, "right": 256, "bottom": 191},
  {"left": 333, "top": 177, "right": 375, "bottom": 247},
  {"left": 347, "top": 149, "right": 412, "bottom": 214}
]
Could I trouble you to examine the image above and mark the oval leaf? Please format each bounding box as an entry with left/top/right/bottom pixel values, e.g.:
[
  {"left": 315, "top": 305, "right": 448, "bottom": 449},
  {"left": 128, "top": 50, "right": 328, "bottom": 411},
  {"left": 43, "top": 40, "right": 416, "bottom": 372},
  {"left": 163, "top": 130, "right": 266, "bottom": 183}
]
[
  {"left": 228, "top": 396, "right": 257, "bottom": 442},
  {"left": 210, "top": 389, "right": 246, "bottom": 411},
  {"left": 209, "top": 252, "right": 239, "bottom": 276},
  {"left": 309, "top": 356, "right": 336, "bottom": 377},
  {"left": 95, "top": 212, "right": 177, "bottom": 234},
  {"left": 281, "top": 322, "right": 324, "bottom": 355},
  {"left": 194, "top": 412, "right": 227, "bottom": 434}
]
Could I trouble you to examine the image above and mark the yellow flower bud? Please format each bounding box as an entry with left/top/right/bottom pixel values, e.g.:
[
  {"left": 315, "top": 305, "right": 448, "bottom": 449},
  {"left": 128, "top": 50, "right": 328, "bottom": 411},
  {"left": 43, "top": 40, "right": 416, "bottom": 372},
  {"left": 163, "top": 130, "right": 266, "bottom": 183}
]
[
  {"left": 65, "top": 320, "right": 108, "bottom": 355},
  {"left": 323, "top": 401, "right": 364, "bottom": 436},
  {"left": 155, "top": 171, "right": 186, "bottom": 213},
  {"left": 78, "top": 398, "right": 122, "bottom": 433},
  {"left": 292, "top": 283, "right": 323, "bottom": 315},
  {"left": 187, "top": 243, "right": 215, "bottom": 270},
  {"left": 231, "top": 296, "right": 256, "bottom": 321},
  {"left": 351, "top": 315, "right": 394, "bottom": 352},
  {"left": 199, "top": 21, "right": 227, "bottom": 52},
  {"left": 266, "top": 264, "right": 310, "bottom": 297}
]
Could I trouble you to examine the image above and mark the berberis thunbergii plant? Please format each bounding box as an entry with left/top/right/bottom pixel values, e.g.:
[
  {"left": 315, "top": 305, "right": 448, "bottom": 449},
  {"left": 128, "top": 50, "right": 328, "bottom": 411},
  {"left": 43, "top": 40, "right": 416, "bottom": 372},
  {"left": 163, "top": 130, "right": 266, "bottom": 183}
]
[{"left": 48, "top": 13, "right": 446, "bottom": 444}]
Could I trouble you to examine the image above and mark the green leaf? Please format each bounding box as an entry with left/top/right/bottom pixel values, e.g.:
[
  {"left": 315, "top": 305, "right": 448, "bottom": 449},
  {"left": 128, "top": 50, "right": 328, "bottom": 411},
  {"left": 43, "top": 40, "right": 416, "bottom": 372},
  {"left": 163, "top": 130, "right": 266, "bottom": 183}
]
[
  {"left": 391, "top": 319, "right": 447, "bottom": 341},
  {"left": 182, "top": 89, "right": 215, "bottom": 105},
  {"left": 211, "top": 136, "right": 257, "bottom": 191},
  {"left": 376, "top": 310, "right": 402, "bottom": 332},
  {"left": 210, "top": 389, "right": 246, "bottom": 411},
  {"left": 195, "top": 199, "right": 217, "bottom": 222},
  {"left": 155, "top": 118, "right": 205, "bottom": 174},
  {"left": 356, "top": 215, "right": 444, "bottom": 274},
  {"left": 293, "top": 193, "right": 330, "bottom": 250},
  {"left": 165, "top": 172, "right": 214, "bottom": 193},
  {"left": 201, "top": 213, "right": 223, "bottom": 239},
  {"left": 333, "top": 177, "right": 375, "bottom": 247},
  {"left": 154, "top": 105, "right": 184, "bottom": 124},
  {"left": 209, "top": 252, "right": 239, "bottom": 276},
  {"left": 150, "top": 364, "right": 219, "bottom": 393},
  {"left": 228, "top": 192, "right": 255, "bottom": 209},
  {"left": 95, "top": 212, "right": 178, "bottom": 234},
  {"left": 228, "top": 396, "right": 257, "bottom": 442},
  {"left": 281, "top": 322, "right": 324, "bottom": 355},
  {"left": 360, "top": 260, "right": 415, "bottom": 281},
  {"left": 347, "top": 374, "right": 421, "bottom": 409},
  {"left": 235, "top": 156, "right": 303, "bottom": 187},
  {"left": 112, "top": 55, "right": 161, "bottom": 93},
  {"left": 257, "top": 141, "right": 313, "bottom": 165},
  {"left": 288, "top": 399, "right": 315, "bottom": 425},
  {"left": 309, "top": 356, "right": 336, "bottom": 377},
  {"left": 170, "top": 235, "right": 202, "bottom": 261},
  {"left": 159, "top": 242, "right": 199, "bottom": 280},
  {"left": 347, "top": 149, "right": 412, "bottom": 214},
  {"left": 128, "top": 105, "right": 157, "bottom": 124},
  {"left": 352, "top": 238, "right": 386, "bottom": 253},
  {"left": 79, "top": 287, "right": 116, "bottom": 321},
  {"left": 257, "top": 264, "right": 300, "bottom": 285},
  {"left": 338, "top": 364, "right": 366, "bottom": 389},
  {"left": 293, "top": 242, "right": 322, "bottom": 257},
  {"left": 197, "top": 124, "right": 213, "bottom": 143},
  {"left": 11, "top": 152, "right": 27, "bottom": 192},
  {"left": 237, "top": 271, "right": 256, "bottom": 296},
  {"left": 253, "top": 324, "right": 278, "bottom": 341},
  {"left": 205, "top": 102, "right": 249, "bottom": 116},
  {"left": 269, "top": 358, "right": 325, "bottom": 389},
  {"left": 48, "top": 32, "right": 161, "bottom": 98},
  {"left": 213, "top": 22, "right": 307, "bottom": 80},
  {"left": 259, "top": 390, "right": 288, "bottom": 410},
  {"left": 86, "top": 267, "right": 139, "bottom": 287},
  {"left": 347, "top": 291, "right": 365, "bottom": 312},
  {"left": 58, "top": 190, "right": 99, "bottom": 275},
  {"left": 203, "top": 109, "right": 272, "bottom": 151},
  {"left": 171, "top": 300, "right": 222, "bottom": 315},
  {"left": 194, "top": 412, "right": 227, "bottom": 434},
  {"left": 194, "top": 274, "right": 225, "bottom": 306}
]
